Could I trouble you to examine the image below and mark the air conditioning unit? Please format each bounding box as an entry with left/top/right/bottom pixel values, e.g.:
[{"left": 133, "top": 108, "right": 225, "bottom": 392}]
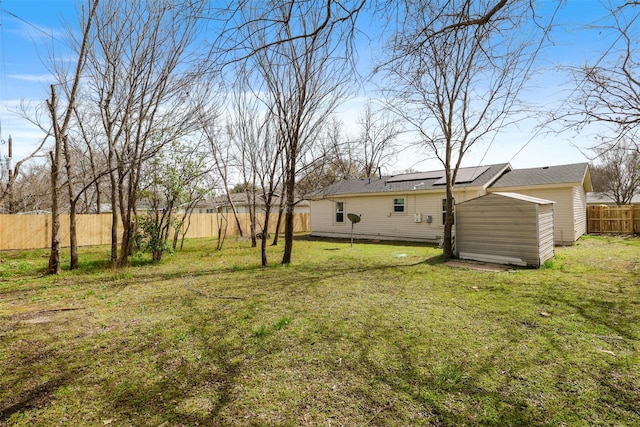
[{"left": 414, "top": 213, "right": 422, "bottom": 223}]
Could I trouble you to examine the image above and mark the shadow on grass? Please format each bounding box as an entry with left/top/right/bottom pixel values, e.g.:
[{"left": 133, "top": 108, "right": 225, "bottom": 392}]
[
  {"left": 0, "top": 376, "right": 74, "bottom": 421},
  {"left": 342, "top": 319, "right": 543, "bottom": 425},
  {"left": 104, "top": 311, "right": 244, "bottom": 424},
  {"left": 546, "top": 295, "right": 639, "bottom": 342},
  {"left": 299, "top": 234, "right": 441, "bottom": 249},
  {"left": 108, "top": 253, "right": 447, "bottom": 298}
]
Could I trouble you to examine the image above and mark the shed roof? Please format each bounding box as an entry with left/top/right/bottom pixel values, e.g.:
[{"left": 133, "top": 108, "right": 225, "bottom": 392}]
[
  {"left": 491, "top": 162, "right": 591, "bottom": 189},
  {"left": 308, "top": 163, "right": 511, "bottom": 199},
  {"left": 486, "top": 192, "right": 555, "bottom": 205}
]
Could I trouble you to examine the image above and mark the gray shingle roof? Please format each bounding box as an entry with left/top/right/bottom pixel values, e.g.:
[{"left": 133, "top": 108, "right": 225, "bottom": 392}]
[
  {"left": 490, "top": 162, "right": 589, "bottom": 188},
  {"left": 308, "top": 163, "right": 511, "bottom": 199}
]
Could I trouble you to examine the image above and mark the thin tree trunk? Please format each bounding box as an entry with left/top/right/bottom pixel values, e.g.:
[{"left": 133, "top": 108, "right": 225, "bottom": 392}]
[
  {"left": 46, "top": 85, "right": 62, "bottom": 275},
  {"left": 109, "top": 150, "right": 118, "bottom": 264},
  {"left": 69, "top": 200, "right": 79, "bottom": 269},
  {"left": 281, "top": 166, "right": 296, "bottom": 264},
  {"left": 47, "top": 150, "right": 61, "bottom": 275},
  {"left": 443, "top": 182, "right": 454, "bottom": 259},
  {"left": 261, "top": 205, "right": 271, "bottom": 266},
  {"left": 271, "top": 197, "right": 285, "bottom": 246},
  {"left": 248, "top": 191, "right": 257, "bottom": 248},
  {"left": 62, "top": 134, "right": 79, "bottom": 269},
  {"left": 46, "top": 1, "right": 98, "bottom": 272}
]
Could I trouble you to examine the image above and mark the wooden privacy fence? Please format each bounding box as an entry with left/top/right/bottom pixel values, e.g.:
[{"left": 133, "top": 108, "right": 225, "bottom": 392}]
[
  {"left": 587, "top": 205, "right": 640, "bottom": 234},
  {"left": 0, "top": 212, "right": 310, "bottom": 251}
]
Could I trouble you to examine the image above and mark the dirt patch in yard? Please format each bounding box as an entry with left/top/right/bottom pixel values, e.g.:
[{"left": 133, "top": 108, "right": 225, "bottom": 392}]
[{"left": 445, "top": 259, "right": 516, "bottom": 272}]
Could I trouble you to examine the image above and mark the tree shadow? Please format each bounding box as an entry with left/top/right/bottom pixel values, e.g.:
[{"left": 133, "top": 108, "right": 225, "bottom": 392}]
[{"left": 104, "top": 308, "right": 244, "bottom": 424}]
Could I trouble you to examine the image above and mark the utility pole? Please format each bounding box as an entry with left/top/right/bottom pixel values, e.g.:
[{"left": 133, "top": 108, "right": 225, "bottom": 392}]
[{"left": 7, "top": 135, "right": 13, "bottom": 214}]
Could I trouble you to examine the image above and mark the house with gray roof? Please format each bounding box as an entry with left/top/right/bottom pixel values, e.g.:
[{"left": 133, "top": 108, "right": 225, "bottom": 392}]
[
  {"left": 307, "top": 162, "right": 592, "bottom": 246},
  {"left": 307, "top": 163, "right": 511, "bottom": 244}
]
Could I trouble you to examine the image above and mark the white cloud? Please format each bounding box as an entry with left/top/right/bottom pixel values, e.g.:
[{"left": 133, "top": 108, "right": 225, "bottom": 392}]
[{"left": 8, "top": 73, "right": 54, "bottom": 83}]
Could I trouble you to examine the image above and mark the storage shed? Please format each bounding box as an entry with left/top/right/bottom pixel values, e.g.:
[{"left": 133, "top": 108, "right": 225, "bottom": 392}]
[{"left": 455, "top": 192, "right": 555, "bottom": 268}]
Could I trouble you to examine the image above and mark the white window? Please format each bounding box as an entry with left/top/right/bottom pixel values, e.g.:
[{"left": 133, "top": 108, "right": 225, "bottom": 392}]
[
  {"left": 335, "top": 201, "right": 344, "bottom": 223},
  {"left": 442, "top": 198, "right": 455, "bottom": 224},
  {"left": 393, "top": 198, "right": 405, "bottom": 213}
]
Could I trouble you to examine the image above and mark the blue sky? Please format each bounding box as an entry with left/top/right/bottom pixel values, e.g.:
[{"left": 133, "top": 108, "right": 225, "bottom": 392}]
[{"left": 0, "top": 0, "right": 632, "bottom": 173}]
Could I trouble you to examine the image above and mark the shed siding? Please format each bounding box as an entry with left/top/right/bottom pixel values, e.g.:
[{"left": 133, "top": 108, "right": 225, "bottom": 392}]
[
  {"left": 537, "top": 204, "right": 555, "bottom": 264},
  {"left": 310, "top": 189, "right": 483, "bottom": 242},
  {"left": 456, "top": 195, "right": 542, "bottom": 266},
  {"left": 489, "top": 187, "right": 575, "bottom": 244},
  {"left": 572, "top": 186, "right": 587, "bottom": 240},
  {"left": 455, "top": 193, "right": 555, "bottom": 267}
]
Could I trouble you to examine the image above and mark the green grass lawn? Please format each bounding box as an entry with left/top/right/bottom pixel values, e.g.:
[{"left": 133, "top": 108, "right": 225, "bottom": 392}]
[{"left": 0, "top": 235, "right": 639, "bottom": 426}]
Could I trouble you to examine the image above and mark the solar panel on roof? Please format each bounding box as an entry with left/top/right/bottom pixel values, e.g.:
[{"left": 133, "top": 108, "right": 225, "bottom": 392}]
[
  {"left": 386, "top": 170, "right": 443, "bottom": 183},
  {"left": 433, "top": 166, "right": 489, "bottom": 185}
]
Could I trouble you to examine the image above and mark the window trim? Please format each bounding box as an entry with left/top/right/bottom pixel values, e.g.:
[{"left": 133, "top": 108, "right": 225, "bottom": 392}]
[
  {"left": 335, "top": 201, "right": 345, "bottom": 224},
  {"left": 442, "top": 198, "right": 455, "bottom": 225},
  {"left": 392, "top": 197, "right": 406, "bottom": 214}
]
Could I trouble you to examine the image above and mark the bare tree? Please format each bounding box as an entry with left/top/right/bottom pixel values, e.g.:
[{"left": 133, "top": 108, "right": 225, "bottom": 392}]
[
  {"left": 228, "top": 85, "right": 261, "bottom": 248},
  {"left": 562, "top": 3, "right": 640, "bottom": 152},
  {"left": 591, "top": 140, "right": 640, "bottom": 205},
  {"left": 45, "top": 0, "right": 99, "bottom": 274},
  {"left": 295, "top": 117, "right": 360, "bottom": 197},
  {"left": 202, "top": 116, "right": 245, "bottom": 242},
  {"left": 0, "top": 133, "right": 49, "bottom": 213},
  {"left": 381, "top": 0, "right": 547, "bottom": 259},
  {"left": 9, "top": 162, "right": 52, "bottom": 213},
  {"left": 71, "top": 100, "right": 110, "bottom": 214},
  {"left": 216, "top": 0, "right": 366, "bottom": 64},
  {"left": 229, "top": 72, "right": 287, "bottom": 264},
  {"left": 356, "top": 102, "right": 401, "bottom": 177},
  {"left": 234, "top": 1, "right": 355, "bottom": 264},
  {"left": 296, "top": 103, "right": 400, "bottom": 195},
  {"left": 83, "top": 0, "right": 211, "bottom": 266}
]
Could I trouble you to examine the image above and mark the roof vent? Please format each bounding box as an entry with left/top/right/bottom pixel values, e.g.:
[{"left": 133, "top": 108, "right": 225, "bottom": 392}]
[{"left": 542, "top": 166, "right": 549, "bottom": 169}]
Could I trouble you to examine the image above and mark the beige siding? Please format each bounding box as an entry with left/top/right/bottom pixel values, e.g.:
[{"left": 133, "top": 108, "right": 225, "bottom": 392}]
[
  {"left": 489, "top": 187, "right": 576, "bottom": 244},
  {"left": 455, "top": 194, "right": 550, "bottom": 266},
  {"left": 538, "top": 204, "right": 555, "bottom": 264},
  {"left": 310, "top": 189, "right": 484, "bottom": 242},
  {"left": 572, "top": 186, "right": 587, "bottom": 240}
]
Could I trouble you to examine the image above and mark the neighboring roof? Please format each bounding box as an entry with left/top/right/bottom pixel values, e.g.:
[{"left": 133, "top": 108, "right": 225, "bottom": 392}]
[
  {"left": 491, "top": 163, "right": 592, "bottom": 190},
  {"left": 587, "top": 192, "right": 640, "bottom": 205},
  {"left": 308, "top": 163, "right": 511, "bottom": 199},
  {"left": 214, "top": 193, "right": 309, "bottom": 207}
]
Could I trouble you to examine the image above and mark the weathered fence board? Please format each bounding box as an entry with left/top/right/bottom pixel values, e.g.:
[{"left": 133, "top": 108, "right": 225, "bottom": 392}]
[
  {"left": 587, "top": 205, "right": 639, "bottom": 234},
  {"left": 0, "top": 212, "right": 310, "bottom": 251}
]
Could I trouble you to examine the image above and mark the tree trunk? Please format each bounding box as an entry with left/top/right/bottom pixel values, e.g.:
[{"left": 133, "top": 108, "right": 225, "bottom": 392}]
[
  {"left": 216, "top": 211, "right": 228, "bottom": 250},
  {"left": 228, "top": 195, "right": 244, "bottom": 237},
  {"left": 109, "top": 148, "right": 118, "bottom": 264},
  {"left": 261, "top": 203, "right": 272, "bottom": 266},
  {"left": 47, "top": 86, "right": 61, "bottom": 275},
  {"left": 249, "top": 193, "right": 257, "bottom": 248},
  {"left": 47, "top": 150, "right": 61, "bottom": 275},
  {"left": 281, "top": 168, "right": 296, "bottom": 264},
  {"left": 62, "top": 133, "right": 79, "bottom": 270},
  {"left": 118, "top": 215, "right": 132, "bottom": 267},
  {"left": 95, "top": 179, "right": 101, "bottom": 214},
  {"left": 271, "top": 201, "right": 285, "bottom": 246},
  {"left": 443, "top": 182, "right": 455, "bottom": 259},
  {"left": 69, "top": 200, "right": 79, "bottom": 269}
]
